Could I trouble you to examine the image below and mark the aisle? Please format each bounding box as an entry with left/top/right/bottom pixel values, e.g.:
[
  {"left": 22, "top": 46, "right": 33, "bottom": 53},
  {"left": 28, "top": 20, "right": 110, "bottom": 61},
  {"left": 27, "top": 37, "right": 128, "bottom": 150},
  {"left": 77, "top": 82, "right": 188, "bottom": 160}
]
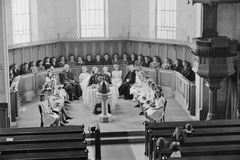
[{"left": 16, "top": 95, "right": 194, "bottom": 131}]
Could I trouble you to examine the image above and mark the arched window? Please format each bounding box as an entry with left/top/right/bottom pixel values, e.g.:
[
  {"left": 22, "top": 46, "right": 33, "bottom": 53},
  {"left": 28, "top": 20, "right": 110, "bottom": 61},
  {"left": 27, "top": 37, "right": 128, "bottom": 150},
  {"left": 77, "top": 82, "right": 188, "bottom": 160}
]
[
  {"left": 157, "top": 0, "right": 176, "bottom": 39},
  {"left": 12, "top": 0, "right": 31, "bottom": 44},
  {"left": 80, "top": 0, "right": 105, "bottom": 37}
]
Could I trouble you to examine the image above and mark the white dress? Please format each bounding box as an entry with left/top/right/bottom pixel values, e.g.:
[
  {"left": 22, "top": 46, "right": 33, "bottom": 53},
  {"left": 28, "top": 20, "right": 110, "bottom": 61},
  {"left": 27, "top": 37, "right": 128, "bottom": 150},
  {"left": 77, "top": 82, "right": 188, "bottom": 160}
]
[
  {"left": 38, "top": 100, "right": 59, "bottom": 126},
  {"left": 112, "top": 70, "right": 122, "bottom": 88},
  {"left": 146, "top": 97, "right": 165, "bottom": 121},
  {"left": 130, "top": 75, "right": 143, "bottom": 96}
]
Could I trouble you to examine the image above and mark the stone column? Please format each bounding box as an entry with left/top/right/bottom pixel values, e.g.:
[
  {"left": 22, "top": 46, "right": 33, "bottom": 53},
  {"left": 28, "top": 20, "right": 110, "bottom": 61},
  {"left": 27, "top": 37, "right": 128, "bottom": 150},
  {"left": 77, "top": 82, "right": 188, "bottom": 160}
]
[
  {"left": 0, "top": 0, "right": 11, "bottom": 126},
  {"left": 206, "top": 85, "right": 220, "bottom": 120}
]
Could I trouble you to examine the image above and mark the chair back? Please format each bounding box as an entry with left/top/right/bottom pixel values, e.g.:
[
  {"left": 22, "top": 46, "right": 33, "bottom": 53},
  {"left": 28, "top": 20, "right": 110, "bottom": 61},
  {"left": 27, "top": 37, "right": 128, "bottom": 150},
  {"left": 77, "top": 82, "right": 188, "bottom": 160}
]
[
  {"left": 59, "top": 73, "right": 64, "bottom": 84},
  {"left": 38, "top": 105, "right": 44, "bottom": 127}
]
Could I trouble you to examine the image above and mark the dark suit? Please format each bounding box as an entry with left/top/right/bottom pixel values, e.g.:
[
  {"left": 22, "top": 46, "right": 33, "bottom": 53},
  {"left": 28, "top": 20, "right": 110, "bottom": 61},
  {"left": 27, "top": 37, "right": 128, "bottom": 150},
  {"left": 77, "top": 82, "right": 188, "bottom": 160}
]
[{"left": 119, "top": 70, "right": 136, "bottom": 99}]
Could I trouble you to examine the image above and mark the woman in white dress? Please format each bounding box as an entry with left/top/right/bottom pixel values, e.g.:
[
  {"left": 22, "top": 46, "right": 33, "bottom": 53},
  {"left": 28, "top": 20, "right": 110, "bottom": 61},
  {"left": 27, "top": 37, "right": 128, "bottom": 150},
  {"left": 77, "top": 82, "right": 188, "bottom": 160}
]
[
  {"left": 79, "top": 66, "right": 91, "bottom": 104},
  {"left": 38, "top": 94, "right": 60, "bottom": 126},
  {"left": 112, "top": 64, "right": 122, "bottom": 98}
]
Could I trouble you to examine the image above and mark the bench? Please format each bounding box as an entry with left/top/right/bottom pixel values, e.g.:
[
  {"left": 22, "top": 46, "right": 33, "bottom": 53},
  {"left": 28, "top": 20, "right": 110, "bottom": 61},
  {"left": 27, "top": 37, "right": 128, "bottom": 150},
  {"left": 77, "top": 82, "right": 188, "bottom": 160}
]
[
  {"left": 153, "top": 135, "right": 240, "bottom": 160},
  {"left": 0, "top": 125, "right": 88, "bottom": 160},
  {"left": 144, "top": 119, "right": 240, "bottom": 156},
  {"left": 168, "top": 154, "right": 240, "bottom": 160},
  {"left": 0, "top": 150, "right": 89, "bottom": 160}
]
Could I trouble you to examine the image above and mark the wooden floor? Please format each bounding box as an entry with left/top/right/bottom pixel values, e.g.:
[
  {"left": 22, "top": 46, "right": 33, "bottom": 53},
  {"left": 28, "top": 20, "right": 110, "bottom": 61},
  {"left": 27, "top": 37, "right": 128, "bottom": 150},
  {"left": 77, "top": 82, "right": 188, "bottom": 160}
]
[{"left": 15, "top": 95, "right": 195, "bottom": 160}]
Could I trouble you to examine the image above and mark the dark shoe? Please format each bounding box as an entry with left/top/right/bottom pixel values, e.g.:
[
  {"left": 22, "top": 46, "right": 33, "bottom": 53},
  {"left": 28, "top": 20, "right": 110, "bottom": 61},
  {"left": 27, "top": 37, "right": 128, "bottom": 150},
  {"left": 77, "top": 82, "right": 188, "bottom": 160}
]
[
  {"left": 64, "top": 100, "right": 71, "bottom": 104},
  {"left": 134, "top": 104, "right": 140, "bottom": 108},
  {"left": 74, "top": 97, "right": 79, "bottom": 100},
  {"left": 60, "top": 123, "right": 65, "bottom": 126},
  {"left": 63, "top": 120, "right": 69, "bottom": 123},
  {"left": 66, "top": 116, "right": 73, "bottom": 120},
  {"left": 139, "top": 112, "right": 143, "bottom": 115}
]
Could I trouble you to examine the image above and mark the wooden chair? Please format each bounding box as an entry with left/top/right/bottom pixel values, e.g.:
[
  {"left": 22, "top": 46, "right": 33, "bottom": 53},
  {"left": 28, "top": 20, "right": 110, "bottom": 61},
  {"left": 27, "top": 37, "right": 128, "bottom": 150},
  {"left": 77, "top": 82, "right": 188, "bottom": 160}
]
[{"left": 38, "top": 105, "right": 44, "bottom": 127}]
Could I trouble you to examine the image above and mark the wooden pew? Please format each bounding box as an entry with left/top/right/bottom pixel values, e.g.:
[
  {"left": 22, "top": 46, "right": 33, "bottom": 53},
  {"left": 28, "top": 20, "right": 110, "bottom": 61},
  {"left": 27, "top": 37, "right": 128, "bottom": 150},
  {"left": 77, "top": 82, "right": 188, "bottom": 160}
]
[
  {"left": 168, "top": 155, "right": 240, "bottom": 160},
  {"left": 148, "top": 127, "right": 240, "bottom": 160},
  {"left": 0, "top": 150, "right": 89, "bottom": 160},
  {"left": 0, "top": 125, "right": 84, "bottom": 136},
  {"left": 0, "top": 125, "right": 88, "bottom": 160},
  {"left": 160, "top": 144, "right": 240, "bottom": 157},
  {"left": 144, "top": 119, "right": 240, "bottom": 156},
  {"left": 153, "top": 135, "right": 240, "bottom": 160}
]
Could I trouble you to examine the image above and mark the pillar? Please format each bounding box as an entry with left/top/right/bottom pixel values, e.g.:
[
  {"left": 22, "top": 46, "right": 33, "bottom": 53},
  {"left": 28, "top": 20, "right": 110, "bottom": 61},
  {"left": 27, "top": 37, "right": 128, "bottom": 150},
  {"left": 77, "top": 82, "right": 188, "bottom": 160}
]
[{"left": 0, "top": 0, "right": 11, "bottom": 127}]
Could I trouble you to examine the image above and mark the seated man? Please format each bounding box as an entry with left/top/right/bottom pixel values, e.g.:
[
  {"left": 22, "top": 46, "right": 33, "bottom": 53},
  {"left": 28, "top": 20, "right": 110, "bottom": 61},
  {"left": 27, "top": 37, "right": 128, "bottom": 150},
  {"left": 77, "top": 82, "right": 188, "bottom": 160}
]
[
  {"left": 118, "top": 64, "right": 136, "bottom": 99},
  {"left": 60, "top": 64, "right": 82, "bottom": 101}
]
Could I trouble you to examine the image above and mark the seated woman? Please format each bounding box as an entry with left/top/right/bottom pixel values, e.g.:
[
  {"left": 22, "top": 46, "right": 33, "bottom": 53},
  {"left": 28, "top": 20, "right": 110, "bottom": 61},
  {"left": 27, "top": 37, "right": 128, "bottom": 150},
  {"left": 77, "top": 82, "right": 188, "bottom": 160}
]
[
  {"left": 94, "top": 54, "right": 103, "bottom": 65},
  {"left": 37, "top": 60, "right": 45, "bottom": 71},
  {"left": 150, "top": 56, "right": 161, "bottom": 69},
  {"left": 88, "top": 67, "right": 100, "bottom": 86},
  {"left": 103, "top": 66, "right": 111, "bottom": 77},
  {"left": 12, "top": 63, "right": 20, "bottom": 77},
  {"left": 43, "top": 57, "right": 52, "bottom": 70},
  {"left": 21, "top": 62, "right": 31, "bottom": 75},
  {"left": 45, "top": 70, "right": 56, "bottom": 85},
  {"left": 134, "top": 54, "right": 143, "bottom": 66},
  {"left": 79, "top": 66, "right": 91, "bottom": 104},
  {"left": 38, "top": 94, "right": 60, "bottom": 126},
  {"left": 102, "top": 53, "right": 112, "bottom": 65},
  {"left": 119, "top": 53, "right": 129, "bottom": 65},
  {"left": 142, "top": 56, "right": 151, "bottom": 67},
  {"left": 68, "top": 54, "right": 76, "bottom": 67},
  {"left": 76, "top": 56, "right": 85, "bottom": 66},
  {"left": 172, "top": 59, "right": 183, "bottom": 73},
  {"left": 112, "top": 53, "right": 120, "bottom": 65},
  {"left": 145, "top": 89, "right": 166, "bottom": 121},
  {"left": 181, "top": 60, "right": 191, "bottom": 80},
  {"left": 46, "top": 89, "right": 72, "bottom": 126},
  {"left": 119, "top": 64, "right": 136, "bottom": 99},
  {"left": 112, "top": 64, "right": 122, "bottom": 88},
  {"left": 50, "top": 57, "right": 57, "bottom": 68},
  {"left": 129, "top": 53, "right": 136, "bottom": 65},
  {"left": 30, "top": 61, "right": 38, "bottom": 73},
  {"left": 130, "top": 70, "right": 145, "bottom": 101},
  {"left": 58, "top": 56, "right": 66, "bottom": 67},
  {"left": 85, "top": 54, "right": 94, "bottom": 65},
  {"left": 161, "top": 58, "right": 172, "bottom": 70}
]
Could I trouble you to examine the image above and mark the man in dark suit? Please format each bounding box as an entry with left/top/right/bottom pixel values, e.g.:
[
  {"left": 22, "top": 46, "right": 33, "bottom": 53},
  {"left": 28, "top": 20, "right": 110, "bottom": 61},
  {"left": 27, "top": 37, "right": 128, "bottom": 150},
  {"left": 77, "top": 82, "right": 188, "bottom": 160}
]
[
  {"left": 119, "top": 64, "right": 136, "bottom": 99},
  {"left": 60, "top": 64, "right": 82, "bottom": 101}
]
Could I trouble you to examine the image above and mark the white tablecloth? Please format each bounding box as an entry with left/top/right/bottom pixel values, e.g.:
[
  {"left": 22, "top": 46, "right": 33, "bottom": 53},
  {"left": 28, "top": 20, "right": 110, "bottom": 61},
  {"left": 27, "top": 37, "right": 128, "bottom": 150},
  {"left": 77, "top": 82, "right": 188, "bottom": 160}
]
[{"left": 85, "top": 86, "right": 117, "bottom": 113}]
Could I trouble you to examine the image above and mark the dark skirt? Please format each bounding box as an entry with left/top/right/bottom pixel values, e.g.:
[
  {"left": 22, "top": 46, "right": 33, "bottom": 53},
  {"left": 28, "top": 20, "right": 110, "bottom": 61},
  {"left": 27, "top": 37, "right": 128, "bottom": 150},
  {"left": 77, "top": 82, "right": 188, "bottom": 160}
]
[{"left": 118, "top": 83, "right": 133, "bottom": 100}]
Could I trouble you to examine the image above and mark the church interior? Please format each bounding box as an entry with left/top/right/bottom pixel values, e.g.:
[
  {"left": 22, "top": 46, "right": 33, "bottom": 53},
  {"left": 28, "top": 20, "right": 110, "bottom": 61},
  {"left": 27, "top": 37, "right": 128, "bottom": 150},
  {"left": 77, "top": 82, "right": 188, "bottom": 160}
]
[{"left": 0, "top": 0, "right": 240, "bottom": 159}]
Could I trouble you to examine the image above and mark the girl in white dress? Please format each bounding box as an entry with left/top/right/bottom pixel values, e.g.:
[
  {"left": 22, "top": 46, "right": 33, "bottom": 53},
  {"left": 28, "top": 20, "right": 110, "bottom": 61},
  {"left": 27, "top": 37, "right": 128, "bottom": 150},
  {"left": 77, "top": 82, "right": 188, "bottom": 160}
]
[
  {"left": 112, "top": 64, "right": 122, "bottom": 88},
  {"left": 103, "top": 66, "right": 111, "bottom": 77},
  {"left": 38, "top": 94, "right": 60, "bottom": 126},
  {"left": 79, "top": 66, "right": 91, "bottom": 103},
  {"left": 130, "top": 70, "right": 145, "bottom": 101}
]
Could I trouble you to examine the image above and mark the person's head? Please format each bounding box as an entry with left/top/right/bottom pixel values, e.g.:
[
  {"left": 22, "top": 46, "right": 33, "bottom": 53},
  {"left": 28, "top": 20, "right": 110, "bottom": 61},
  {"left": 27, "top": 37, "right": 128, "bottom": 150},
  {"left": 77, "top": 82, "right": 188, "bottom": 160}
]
[
  {"left": 164, "top": 58, "right": 169, "bottom": 64},
  {"left": 45, "top": 57, "right": 50, "bottom": 63},
  {"left": 96, "top": 54, "right": 101, "bottom": 61},
  {"left": 77, "top": 56, "right": 82, "bottom": 62},
  {"left": 10, "top": 73, "right": 14, "bottom": 79},
  {"left": 175, "top": 59, "right": 181, "bottom": 66},
  {"left": 137, "top": 54, "right": 143, "bottom": 61},
  {"left": 82, "top": 66, "right": 87, "bottom": 73},
  {"left": 92, "top": 67, "right": 99, "bottom": 74},
  {"left": 30, "top": 61, "right": 36, "bottom": 67},
  {"left": 155, "top": 85, "right": 162, "bottom": 92},
  {"left": 143, "top": 75, "right": 149, "bottom": 82},
  {"left": 103, "top": 66, "right": 108, "bottom": 73},
  {"left": 114, "top": 64, "right": 119, "bottom": 71},
  {"left": 40, "top": 94, "right": 46, "bottom": 101},
  {"left": 47, "top": 88, "right": 52, "bottom": 96},
  {"left": 60, "top": 56, "right": 65, "bottom": 62},
  {"left": 129, "top": 64, "right": 134, "bottom": 72},
  {"left": 153, "top": 56, "right": 159, "bottom": 62},
  {"left": 183, "top": 60, "right": 188, "bottom": 68},
  {"left": 23, "top": 62, "right": 28, "bottom": 69},
  {"left": 47, "top": 69, "right": 53, "bottom": 77},
  {"left": 104, "top": 53, "right": 109, "bottom": 60},
  {"left": 151, "top": 82, "right": 156, "bottom": 90},
  {"left": 185, "top": 123, "right": 193, "bottom": 132},
  {"left": 38, "top": 60, "right": 43, "bottom": 66},
  {"left": 144, "top": 56, "right": 149, "bottom": 62},
  {"left": 86, "top": 54, "right": 92, "bottom": 61},
  {"left": 69, "top": 54, "right": 75, "bottom": 62},
  {"left": 131, "top": 53, "right": 135, "bottom": 60},
  {"left": 155, "top": 90, "right": 162, "bottom": 99},
  {"left": 51, "top": 57, "right": 56, "bottom": 63},
  {"left": 63, "top": 64, "right": 70, "bottom": 72},
  {"left": 50, "top": 79, "right": 55, "bottom": 86},
  {"left": 123, "top": 53, "right": 128, "bottom": 60},
  {"left": 156, "top": 137, "right": 168, "bottom": 149},
  {"left": 13, "top": 63, "right": 17, "bottom": 69},
  {"left": 113, "top": 53, "right": 118, "bottom": 60},
  {"left": 170, "top": 142, "right": 180, "bottom": 152}
]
